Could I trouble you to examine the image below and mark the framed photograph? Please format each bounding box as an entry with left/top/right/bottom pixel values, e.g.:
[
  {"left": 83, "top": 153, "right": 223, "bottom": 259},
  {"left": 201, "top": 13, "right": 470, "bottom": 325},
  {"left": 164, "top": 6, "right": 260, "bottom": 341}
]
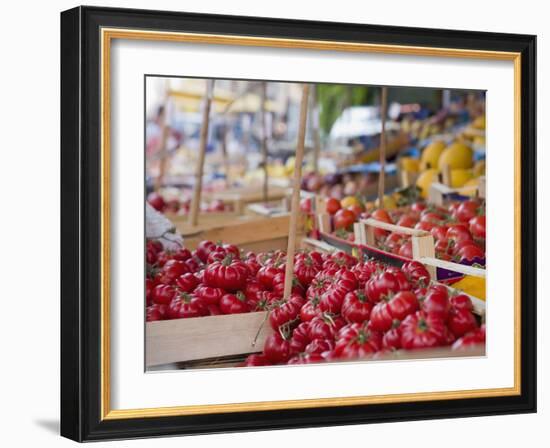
[{"left": 61, "top": 6, "right": 536, "bottom": 442}]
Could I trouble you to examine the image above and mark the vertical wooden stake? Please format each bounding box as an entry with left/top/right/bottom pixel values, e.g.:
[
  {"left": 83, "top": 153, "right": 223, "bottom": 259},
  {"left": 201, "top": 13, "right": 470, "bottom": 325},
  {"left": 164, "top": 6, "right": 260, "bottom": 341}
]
[
  {"left": 221, "top": 123, "right": 230, "bottom": 188},
  {"left": 155, "top": 80, "right": 171, "bottom": 191},
  {"left": 261, "top": 82, "right": 269, "bottom": 204},
  {"left": 189, "top": 79, "right": 215, "bottom": 227},
  {"left": 377, "top": 87, "right": 388, "bottom": 207},
  {"left": 283, "top": 84, "right": 310, "bottom": 299},
  {"left": 312, "top": 85, "right": 321, "bottom": 173}
]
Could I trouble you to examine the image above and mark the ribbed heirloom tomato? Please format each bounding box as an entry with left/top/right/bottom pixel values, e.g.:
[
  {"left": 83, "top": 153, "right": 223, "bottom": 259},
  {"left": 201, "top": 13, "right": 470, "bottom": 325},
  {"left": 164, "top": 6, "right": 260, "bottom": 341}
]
[
  {"left": 152, "top": 284, "right": 176, "bottom": 305},
  {"left": 300, "top": 296, "right": 322, "bottom": 322},
  {"left": 369, "top": 291, "right": 419, "bottom": 332},
  {"left": 448, "top": 308, "right": 478, "bottom": 337},
  {"left": 333, "top": 323, "right": 383, "bottom": 359},
  {"left": 401, "top": 261, "right": 431, "bottom": 287},
  {"left": 203, "top": 256, "right": 249, "bottom": 291},
  {"left": 167, "top": 293, "right": 207, "bottom": 319},
  {"left": 341, "top": 290, "right": 373, "bottom": 323},
  {"left": 400, "top": 311, "right": 446, "bottom": 349},
  {"left": 175, "top": 272, "right": 199, "bottom": 293},
  {"left": 366, "top": 271, "right": 408, "bottom": 302},
  {"left": 219, "top": 291, "right": 250, "bottom": 314},
  {"left": 263, "top": 332, "right": 291, "bottom": 364},
  {"left": 269, "top": 294, "right": 304, "bottom": 329},
  {"left": 194, "top": 285, "right": 225, "bottom": 305}
]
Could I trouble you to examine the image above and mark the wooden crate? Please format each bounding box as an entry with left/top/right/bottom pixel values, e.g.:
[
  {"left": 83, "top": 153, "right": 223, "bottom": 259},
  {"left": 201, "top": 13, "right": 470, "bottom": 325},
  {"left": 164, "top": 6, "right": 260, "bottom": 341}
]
[
  {"left": 146, "top": 214, "right": 311, "bottom": 368},
  {"left": 180, "top": 213, "right": 296, "bottom": 252},
  {"left": 146, "top": 311, "right": 271, "bottom": 368},
  {"left": 354, "top": 217, "right": 486, "bottom": 284}
]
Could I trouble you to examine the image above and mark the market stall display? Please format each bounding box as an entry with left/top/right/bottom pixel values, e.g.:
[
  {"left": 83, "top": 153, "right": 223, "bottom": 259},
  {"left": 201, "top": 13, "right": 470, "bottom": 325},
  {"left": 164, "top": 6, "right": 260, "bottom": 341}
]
[{"left": 144, "top": 82, "right": 486, "bottom": 370}]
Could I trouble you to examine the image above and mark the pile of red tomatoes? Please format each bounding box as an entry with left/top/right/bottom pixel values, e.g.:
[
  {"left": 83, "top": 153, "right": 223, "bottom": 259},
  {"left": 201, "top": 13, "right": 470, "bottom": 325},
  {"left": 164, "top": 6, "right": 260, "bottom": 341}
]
[
  {"left": 364, "top": 200, "right": 486, "bottom": 265},
  {"left": 146, "top": 239, "right": 485, "bottom": 366}
]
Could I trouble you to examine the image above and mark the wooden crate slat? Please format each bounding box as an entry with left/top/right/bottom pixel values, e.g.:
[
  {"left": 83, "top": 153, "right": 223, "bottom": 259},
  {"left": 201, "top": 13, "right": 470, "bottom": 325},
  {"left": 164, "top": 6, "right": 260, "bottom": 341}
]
[{"left": 146, "top": 311, "right": 272, "bottom": 367}]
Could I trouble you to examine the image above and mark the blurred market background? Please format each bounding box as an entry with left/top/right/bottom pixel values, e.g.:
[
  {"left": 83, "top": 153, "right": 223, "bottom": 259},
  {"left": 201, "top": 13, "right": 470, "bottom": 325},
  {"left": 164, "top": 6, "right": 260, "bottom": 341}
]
[{"left": 145, "top": 77, "right": 486, "bottom": 212}]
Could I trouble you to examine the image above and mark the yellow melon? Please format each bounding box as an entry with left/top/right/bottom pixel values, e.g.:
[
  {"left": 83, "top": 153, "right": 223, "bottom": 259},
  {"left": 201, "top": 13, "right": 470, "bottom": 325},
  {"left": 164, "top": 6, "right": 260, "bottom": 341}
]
[
  {"left": 438, "top": 142, "right": 474, "bottom": 170},
  {"left": 450, "top": 169, "right": 474, "bottom": 188},
  {"left": 416, "top": 169, "right": 439, "bottom": 199},
  {"left": 420, "top": 140, "right": 445, "bottom": 170}
]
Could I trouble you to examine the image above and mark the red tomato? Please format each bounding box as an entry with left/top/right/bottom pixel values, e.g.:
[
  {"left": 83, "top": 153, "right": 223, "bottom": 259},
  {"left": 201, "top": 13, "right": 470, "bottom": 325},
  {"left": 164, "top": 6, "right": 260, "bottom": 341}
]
[
  {"left": 454, "top": 200, "right": 481, "bottom": 223},
  {"left": 300, "top": 297, "right": 322, "bottom": 322},
  {"left": 371, "top": 209, "right": 393, "bottom": 238},
  {"left": 421, "top": 286, "right": 450, "bottom": 320},
  {"left": 175, "top": 272, "right": 199, "bottom": 293},
  {"left": 146, "top": 304, "right": 167, "bottom": 321},
  {"left": 450, "top": 293, "right": 473, "bottom": 312},
  {"left": 152, "top": 284, "right": 177, "bottom": 305},
  {"left": 351, "top": 261, "right": 378, "bottom": 287},
  {"left": 430, "top": 225, "right": 448, "bottom": 241},
  {"left": 257, "top": 265, "right": 284, "bottom": 290},
  {"left": 446, "top": 224, "right": 473, "bottom": 245},
  {"left": 195, "top": 240, "right": 216, "bottom": 263},
  {"left": 158, "top": 259, "right": 190, "bottom": 284},
  {"left": 204, "top": 257, "right": 249, "bottom": 291},
  {"left": 147, "top": 192, "right": 166, "bottom": 211},
  {"left": 319, "top": 285, "right": 348, "bottom": 313},
  {"left": 145, "top": 278, "right": 154, "bottom": 306},
  {"left": 322, "top": 251, "right": 357, "bottom": 270},
  {"left": 308, "top": 315, "right": 344, "bottom": 341},
  {"left": 401, "top": 261, "right": 431, "bottom": 287},
  {"left": 341, "top": 290, "right": 373, "bottom": 323},
  {"left": 448, "top": 308, "right": 478, "bottom": 337},
  {"left": 398, "top": 241, "right": 413, "bottom": 258},
  {"left": 219, "top": 291, "right": 250, "bottom": 314},
  {"left": 304, "top": 339, "right": 334, "bottom": 357},
  {"left": 333, "top": 323, "right": 383, "bottom": 359},
  {"left": 294, "top": 257, "right": 320, "bottom": 287},
  {"left": 243, "top": 279, "right": 264, "bottom": 302},
  {"left": 420, "top": 211, "right": 445, "bottom": 225},
  {"left": 415, "top": 221, "right": 435, "bottom": 232},
  {"left": 290, "top": 321, "right": 311, "bottom": 354},
  {"left": 452, "top": 325, "right": 485, "bottom": 350},
  {"left": 469, "top": 215, "right": 486, "bottom": 239},
  {"left": 272, "top": 272, "right": 305, "bottom": 298},
  {"left": 325, "top": 197, "right": 342, "bottom": 215},
  {"left": 263, "top": 333, "right": 291, "bottom": 363},
  {"left": 242, "top": 353, "right": 270, "bottom": 366},
  {"left": 269, "top": 294, "right": 304, "bottom": 329},
  {"left": 400, "top": 311, "right": 446, "bottom": 349},
  {"left": 171, "top": 247, "right": 192, "bottom": 262},
  {"left": 397, "top": 214, "right": 417, "bottom": 228},
  {"left": 370, "top": 291, "right": 419, "bottom": 331},
  {"left": 194, "top": 285, "right": 225, "bottom": 305},
  {"left": 365, "top": 270, "right": 411, "bottom": 303},
  {"left": 411, "top": 202, "right": 427, "bottom": 213},
  {"left": 458, "top": 243, "right": 484, "bottom": 262},
  {"left": 382, "top": 324, "right": 402, "bottom": 350},
  {"left": 333, "top": 209, "right": 356, "bottom": 230},
  {"left": 167, "top": 293, "right": 207, "bottom": 319}
]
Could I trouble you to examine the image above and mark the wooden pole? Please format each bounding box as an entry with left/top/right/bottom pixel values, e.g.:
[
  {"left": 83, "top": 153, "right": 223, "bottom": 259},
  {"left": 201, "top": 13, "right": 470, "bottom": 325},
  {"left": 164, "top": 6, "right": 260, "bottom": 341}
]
[
  {"left": 189, "top": 79, "right": 215, "bottom": 227},
  {"left": 283, "top": 84, "right": 310, "bottom": 299},
  {"left": 261, "top": 82, "right": 269, "bottom": 204},
  {"left": 377, "top": 87, "right": 388, "bottom": 207},
  {"left": 221, "top": 123, "right": 230, "bottom": 188},
  {"left": 312, "top": 85, "right": 321, "bottom": 173},
  {"left": 155, "top": 81, "right": 171, "bottom": 191}
]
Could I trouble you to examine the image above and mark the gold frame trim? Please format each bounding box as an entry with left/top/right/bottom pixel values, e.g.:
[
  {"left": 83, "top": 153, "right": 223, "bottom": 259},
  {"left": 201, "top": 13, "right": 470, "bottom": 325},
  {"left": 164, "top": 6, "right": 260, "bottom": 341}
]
[{"left": 100, "top": 28, "right": 522, "bottom": 421}]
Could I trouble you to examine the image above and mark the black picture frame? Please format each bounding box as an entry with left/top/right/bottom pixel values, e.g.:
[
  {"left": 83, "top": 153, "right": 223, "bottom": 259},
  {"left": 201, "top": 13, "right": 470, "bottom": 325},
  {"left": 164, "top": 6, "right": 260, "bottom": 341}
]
[{"left": 61, "top": 5, "right": 536, "bottom": 442}]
